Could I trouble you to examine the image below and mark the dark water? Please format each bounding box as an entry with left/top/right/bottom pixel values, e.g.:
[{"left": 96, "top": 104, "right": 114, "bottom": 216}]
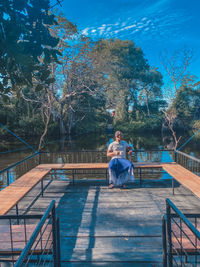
[
  {"left": 1, "top": 131, "right": 200, "bottom": 190},
  {"left": 0, "top": 131, "right": 200, "bottom": 171}
]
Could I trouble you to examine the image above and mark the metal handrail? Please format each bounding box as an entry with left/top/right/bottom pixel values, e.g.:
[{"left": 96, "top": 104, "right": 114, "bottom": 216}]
[
  {"left": 174, "top": 149, "right": 200, "bottom": 164},
  {"left": 166, "top": 198, "right": 200, "bottom": 240},
  {"left": 40, "top": 149, "right": 174, "bottom": 153},
  {"left": 0, "top": 152, "right": 39, "bottom": 175},
  {"left": 164, "top": 198, "right": 200, "bottom": 266},
  {"left": 15, "top": 200, "right": 59, "bottom": 267},
  {"left": 0, "top": 149, "right": 174, "bottom": 176}
]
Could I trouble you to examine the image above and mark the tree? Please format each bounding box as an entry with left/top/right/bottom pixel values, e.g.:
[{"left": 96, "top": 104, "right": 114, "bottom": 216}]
[
  {"left": 138, "top": 68, "right": 163, "bottom": 116},
  {"left": 50, "top": 12, "right": 108, "bottom": 136},
  {"left": 160, "top": 48, "right": 193, "bottom": 96},
  {"left": 0, "top": 0, "right": 60, "bottom": 95},
  {"left": 93, "top": 39, "right": 149, "bottom": 123}
]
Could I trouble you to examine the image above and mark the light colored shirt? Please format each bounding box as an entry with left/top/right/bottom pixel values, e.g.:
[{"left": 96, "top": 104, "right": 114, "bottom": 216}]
[{"left": 107, "top": 140, "right": 129, "bottom": 159}]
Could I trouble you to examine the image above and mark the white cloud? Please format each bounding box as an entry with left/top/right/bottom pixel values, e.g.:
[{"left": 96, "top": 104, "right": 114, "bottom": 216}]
[{"left": 82, "top": 28, "right": 89, "bottom": 35}]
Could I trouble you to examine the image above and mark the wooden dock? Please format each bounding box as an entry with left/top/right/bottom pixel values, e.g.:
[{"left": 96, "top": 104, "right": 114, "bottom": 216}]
[
  {"left": 4, "top": 174, "right": 200, "bottom": 266},
  {"left": 0, "top": 162, "right": 200, "bottom": 265}
]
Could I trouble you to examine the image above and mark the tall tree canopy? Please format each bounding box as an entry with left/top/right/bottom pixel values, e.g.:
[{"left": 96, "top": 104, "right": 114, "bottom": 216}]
[
  {"left": 0, "top": 0, "right": 60, "bottom": 95},
  {"left": 92, "top": 39, "right": 164, "bottom": 122}
]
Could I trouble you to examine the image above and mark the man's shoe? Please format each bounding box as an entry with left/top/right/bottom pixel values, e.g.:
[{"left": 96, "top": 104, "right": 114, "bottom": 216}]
[{"left": 109, "top": 183, "right": 114, "bottom": 189}]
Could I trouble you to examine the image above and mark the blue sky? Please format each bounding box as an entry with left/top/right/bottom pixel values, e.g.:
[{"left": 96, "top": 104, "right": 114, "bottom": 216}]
[{"left": 59, "top": 0, "right": 200, "bottom": 87}]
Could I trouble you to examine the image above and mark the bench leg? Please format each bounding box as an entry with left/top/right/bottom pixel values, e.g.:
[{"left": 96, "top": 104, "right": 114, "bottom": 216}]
[
  {"left": 16, "top": 204, "right": 19, "bottom": 224},
  {"left": 41, "top": 179, "right": 44, "bottom": 197},
  {"left": 172, "top": 177, "right": 174, "bottom": 195},
  {"left": 106, "top": 169, "right": 108, "bottom": 182},
  {"left": 72, "top": 170, "right": 75, "bottom": 185}
]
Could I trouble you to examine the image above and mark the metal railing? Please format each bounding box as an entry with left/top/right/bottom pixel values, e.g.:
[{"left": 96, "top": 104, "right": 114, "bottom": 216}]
[
  {"left": 0, "top": 150, "right": 175, "bottom": 189},
  {"left": 163, "top": 198, "right": 200, "bottom": 266},
  {"left": 174, "top": 150, "right": 200, "bottom": 176},
  {"left": 0, "top": 153, "right": 40, "bottom": 189},
  {"left": 39, "top": 149, "right": 174, "bottom": 164},
  {"left": 14, "top": 200, "right": 60, "bottom": 267}
]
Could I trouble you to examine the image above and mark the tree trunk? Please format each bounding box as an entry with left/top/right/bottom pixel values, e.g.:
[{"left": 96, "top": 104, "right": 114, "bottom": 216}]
[
  {"left": 146, "top": 93, "right": 150, "bottom": 116},
  {"left": 59, "top": 102, "right": 66, "bottom": 136}
]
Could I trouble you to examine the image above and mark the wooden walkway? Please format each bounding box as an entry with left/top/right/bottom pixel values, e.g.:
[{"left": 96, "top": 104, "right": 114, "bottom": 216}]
[
  {"left": 1, "top": 161, "right": 200, "bottom": 216},
  {"left": 0, "top": 168, "right": 50, "bottom": 215},
  {"left": 0, "top": 162, "right": 200, "bottom": 265},
  {"left": 163, "top": 163, "right": 200, "bottom": 198}
]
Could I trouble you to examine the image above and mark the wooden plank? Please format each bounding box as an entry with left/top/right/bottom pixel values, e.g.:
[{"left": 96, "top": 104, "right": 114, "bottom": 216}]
[
  {"left": 36, "top": 162, "right": 169, "bottom": 170},
  {"left": 10, "top": 169, "right": 50, "bottom": 187},
  {"left": 0, "top": 224, "right": 52, "bottom": 254},
  {"left": 172, "top": 224, "right": 200, "bottom": 253},
  {"left": 163, "top": 164, "right": 200, "bottom": 198},
  {"left": 0, "top": 167, "right": 50, "bottom": 215}
]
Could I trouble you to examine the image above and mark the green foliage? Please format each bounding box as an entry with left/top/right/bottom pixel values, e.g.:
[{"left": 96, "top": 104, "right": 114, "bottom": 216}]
[
  {"left": 114, "top": 116, "right": 162, "bottom": 133},
  {"left": 169, "top": 86, "right": 200, "bottom": 127},
  {"left": 192, "top": 120, "right": 200, "bottom": 138},
  {"left": 0, "top": 0, "right": 60, "bottom": 94}
]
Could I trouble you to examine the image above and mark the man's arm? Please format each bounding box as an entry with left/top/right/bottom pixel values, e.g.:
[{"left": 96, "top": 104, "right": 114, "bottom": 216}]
[
  {"left": 107, "top": 150, "right": 120, "bottom": 157},
  {"left": 126, "top": 145, "right": 133, "bottom": 155}
]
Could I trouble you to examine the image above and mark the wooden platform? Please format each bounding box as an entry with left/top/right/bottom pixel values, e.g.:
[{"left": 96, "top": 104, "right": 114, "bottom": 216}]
[
  {"left": 0, "top": 164, "right": 199, "bottom": 266},
  {"left": 0, "top": 168, "right": 50, "bottom": 215},
  {"left": 163, "top": 164, "right": 200, "bottom": 198},
  {"left": 36, "top": 162, "right": 167, "bottom": 170},
  {"left": 36, "top": 162, "right": 200, "bottom": 200},
  {"left": 172, "top": 224, "right": 200, "bottom": 254},
  {"left": 0, "top": 161, "right": 200, "bottom": 217},
  {"left": 0, "top": 224, "right": 52, "bottom": 255}
]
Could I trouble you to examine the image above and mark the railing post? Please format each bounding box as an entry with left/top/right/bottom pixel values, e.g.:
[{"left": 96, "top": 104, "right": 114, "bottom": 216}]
[
  {"left": 38, "top": 152, "right": 41, "bottom": 165},
  {"left": 166, "top": 201, "right": 173, "bottom": 267},
  {"left": 52, "top": 204, "right": 58, "bottom": 267},
  {"left": 174, "top": 150, "right": 177, "bottom": 163},
  {"left": 56, "top": 217, "right": 61, "bottom": 267},
  {"left": 6, "top": 170, "right": 9, "bottom": 186},
  {"left": 162, "top": 216, "right": 167, "bottom": 267}
]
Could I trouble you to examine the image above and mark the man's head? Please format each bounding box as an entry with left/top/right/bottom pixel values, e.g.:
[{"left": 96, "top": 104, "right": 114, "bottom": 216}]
[{"left": 115, "top": 131, "right": 123, "bottom": 142}]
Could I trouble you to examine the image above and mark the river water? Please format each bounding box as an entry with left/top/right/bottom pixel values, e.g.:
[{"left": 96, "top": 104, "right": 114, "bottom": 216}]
[{"left": 1, "top": 131, "right": 199, "bottom": 171}]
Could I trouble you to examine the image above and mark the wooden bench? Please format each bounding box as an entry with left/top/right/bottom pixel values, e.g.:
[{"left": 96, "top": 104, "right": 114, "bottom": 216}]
[
  {"left": 1, "top": 161, "right": 199, "bottom": 217},
  {"left": 37, "top": 162, "right": 167, "bottom": 185},
  {"left": 37, "top": 162, "right": 200, "bottom": 199},
  {"left": 163, "top": 163, "right": 200, "bottom": 197},
  {"left": 0, "top": 167, "right": 51, "bottom": 215}
]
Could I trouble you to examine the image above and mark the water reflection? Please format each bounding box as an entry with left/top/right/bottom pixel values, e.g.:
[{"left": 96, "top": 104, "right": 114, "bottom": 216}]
[
  {"left": 0, "top": 132, "right": 172, "bottom": 171},
  {"left": 1, "top": 131, "right": 200, "bottom": 188}
]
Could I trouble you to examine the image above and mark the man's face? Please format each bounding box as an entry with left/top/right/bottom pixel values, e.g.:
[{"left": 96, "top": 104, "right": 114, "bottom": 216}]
[{"left": 116, "top": 133, "right": 122, "bottom": 142}]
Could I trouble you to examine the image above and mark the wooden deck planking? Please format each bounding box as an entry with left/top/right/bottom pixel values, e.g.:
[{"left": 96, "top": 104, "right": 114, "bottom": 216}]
[
  {"left": 163, "top": 164, "right": 200, "bottom": 198},
  {"left": 0, "top": 168, "right": 50, "bottom": 215},
  {"left": 0, "top": 161, "right": 199, "bottom": 216},
  {"left": 171, "top": 224, "right": 200, "bottom": 253},
  {"left": 36, "top": 162, "right": 169, "bottom": 170},
  {"left": 10, "top": 169, "right": 50, "bottom": 187}
]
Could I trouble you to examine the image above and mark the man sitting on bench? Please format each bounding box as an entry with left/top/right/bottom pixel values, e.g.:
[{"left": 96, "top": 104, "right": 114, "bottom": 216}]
[{"left": 107, "top": 131, "right": 134, "bottom": 189}]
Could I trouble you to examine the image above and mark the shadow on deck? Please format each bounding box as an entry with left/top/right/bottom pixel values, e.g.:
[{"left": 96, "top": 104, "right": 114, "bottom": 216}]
[{"left": 9, "top": 177, "right": 199, "bottom": 267}]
